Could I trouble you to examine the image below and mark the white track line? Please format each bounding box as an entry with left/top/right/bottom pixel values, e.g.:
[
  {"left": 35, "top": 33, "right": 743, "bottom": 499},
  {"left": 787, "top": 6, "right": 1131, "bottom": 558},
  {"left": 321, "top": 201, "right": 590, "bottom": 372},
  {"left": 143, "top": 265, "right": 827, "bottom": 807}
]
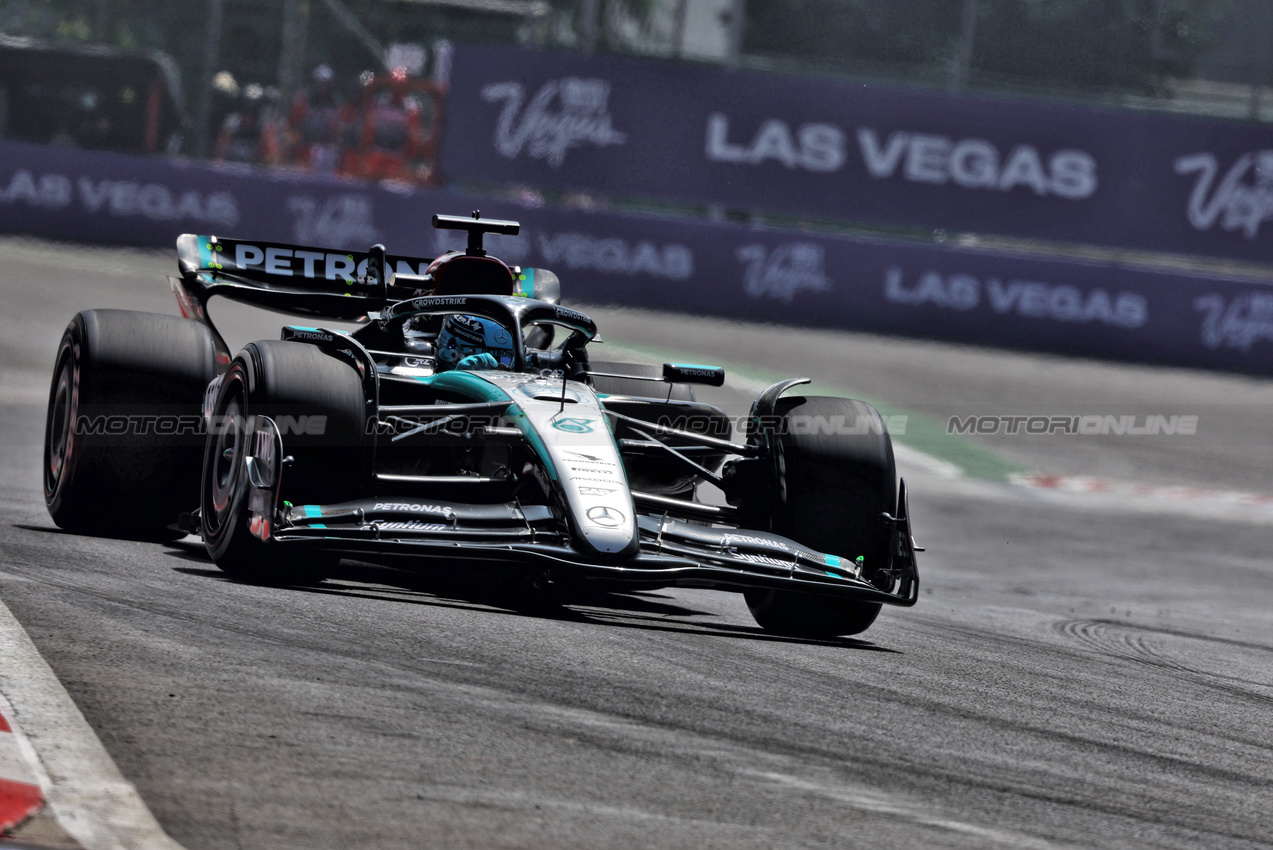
[{"left": 0, "top": 597, "right": 186, "bottom": 850}]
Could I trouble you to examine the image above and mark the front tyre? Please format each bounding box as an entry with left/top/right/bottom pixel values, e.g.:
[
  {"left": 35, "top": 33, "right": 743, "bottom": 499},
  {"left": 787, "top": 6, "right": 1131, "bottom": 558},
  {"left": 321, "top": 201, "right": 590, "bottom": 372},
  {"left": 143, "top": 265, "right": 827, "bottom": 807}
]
[
  {"left": 745, "top": 396, "right": 896, "bottom": 638},
  {"left": 743, "top": 589, "right": 880, "bottom": 638},
  {"left": 43, "top": 310, "right": 217, "bottom": 539},
  {"left": 201, "top": 341, "right": 365, "bottom": 584}
]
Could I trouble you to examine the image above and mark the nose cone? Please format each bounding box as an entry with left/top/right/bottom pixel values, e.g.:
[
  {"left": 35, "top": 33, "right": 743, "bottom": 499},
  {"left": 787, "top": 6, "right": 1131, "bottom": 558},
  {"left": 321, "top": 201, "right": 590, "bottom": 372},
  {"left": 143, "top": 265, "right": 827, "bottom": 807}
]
[{"left": 578, "top": 504, "right": 637, "bottom": 556}]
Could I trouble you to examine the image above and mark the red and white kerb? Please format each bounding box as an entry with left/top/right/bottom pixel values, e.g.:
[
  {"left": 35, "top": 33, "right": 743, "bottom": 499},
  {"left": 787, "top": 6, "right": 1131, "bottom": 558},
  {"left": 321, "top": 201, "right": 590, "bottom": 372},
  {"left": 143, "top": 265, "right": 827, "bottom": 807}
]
[{"left": 0, "top": 703, "right": 43, "bottom": 835}]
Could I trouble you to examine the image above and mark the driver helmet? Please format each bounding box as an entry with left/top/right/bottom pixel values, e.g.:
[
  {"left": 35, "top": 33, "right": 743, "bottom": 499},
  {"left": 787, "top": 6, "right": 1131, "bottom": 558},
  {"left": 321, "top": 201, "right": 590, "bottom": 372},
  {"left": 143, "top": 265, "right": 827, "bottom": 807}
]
[{"left": 435, "top": 314, "right": 515, "bottom": 370}]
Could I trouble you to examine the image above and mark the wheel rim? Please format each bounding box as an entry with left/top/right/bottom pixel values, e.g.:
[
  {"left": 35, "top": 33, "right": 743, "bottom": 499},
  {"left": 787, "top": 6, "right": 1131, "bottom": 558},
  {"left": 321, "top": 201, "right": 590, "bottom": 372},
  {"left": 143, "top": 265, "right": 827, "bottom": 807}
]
[
  {"left": 44, "top": 347, "right": 76, "bottom": 501},
  {"left": 206, "top": 385, "right": 246, "bottom": 535}
]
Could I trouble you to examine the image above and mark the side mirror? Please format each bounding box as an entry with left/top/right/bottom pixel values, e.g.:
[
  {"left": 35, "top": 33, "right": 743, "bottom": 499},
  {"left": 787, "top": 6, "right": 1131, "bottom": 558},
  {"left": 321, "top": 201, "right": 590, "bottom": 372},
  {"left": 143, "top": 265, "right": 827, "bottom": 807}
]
[
  {"left": 663, "top": 363, "right": 725, "bottom": 386},
  {"left": 516, "top": 268, "right": 560, "bottom": 304}
]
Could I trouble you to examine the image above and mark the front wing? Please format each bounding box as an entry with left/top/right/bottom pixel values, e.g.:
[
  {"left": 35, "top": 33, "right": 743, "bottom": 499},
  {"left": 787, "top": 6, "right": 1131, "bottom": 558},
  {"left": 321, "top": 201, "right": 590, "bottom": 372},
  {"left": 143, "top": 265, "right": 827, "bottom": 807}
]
[{"left": 264, "top": 489, "right": 920, "bottom": 606}]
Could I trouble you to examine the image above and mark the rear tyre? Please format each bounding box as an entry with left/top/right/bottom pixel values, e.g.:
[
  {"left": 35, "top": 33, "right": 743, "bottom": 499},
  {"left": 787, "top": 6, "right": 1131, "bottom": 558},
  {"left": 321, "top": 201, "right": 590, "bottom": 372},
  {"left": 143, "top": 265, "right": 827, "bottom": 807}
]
[
  {"left": 43, "top": 310, "right": 217, "bottom": 540},
  {"left": 744, "top": 396, "right": 895, "bottom": 638},
  {"left": 201, "top": 341, "right": 365, "bottom": 584}
]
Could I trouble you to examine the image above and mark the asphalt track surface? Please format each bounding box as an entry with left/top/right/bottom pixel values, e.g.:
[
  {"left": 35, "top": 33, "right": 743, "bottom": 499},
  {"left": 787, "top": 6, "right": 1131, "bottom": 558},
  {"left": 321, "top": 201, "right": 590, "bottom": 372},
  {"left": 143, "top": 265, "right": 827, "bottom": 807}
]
[{"left": 2, "top": 237, "right": 1272, "bottom": 849}]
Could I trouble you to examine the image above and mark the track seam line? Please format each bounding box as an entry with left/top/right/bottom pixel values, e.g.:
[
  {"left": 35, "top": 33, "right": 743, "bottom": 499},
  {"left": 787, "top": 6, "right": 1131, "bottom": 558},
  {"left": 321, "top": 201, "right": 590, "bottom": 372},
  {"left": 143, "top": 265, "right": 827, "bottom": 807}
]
[{"left": 0, "top": 595, "right": 187, "bottom": 850}]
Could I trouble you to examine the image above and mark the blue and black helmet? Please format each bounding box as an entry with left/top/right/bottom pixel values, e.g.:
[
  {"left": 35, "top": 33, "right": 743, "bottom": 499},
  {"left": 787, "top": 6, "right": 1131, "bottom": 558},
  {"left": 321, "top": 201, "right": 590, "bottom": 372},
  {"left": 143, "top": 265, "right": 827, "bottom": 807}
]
[{"left": 435, "top": 314, "right": 515, "bottom": 369}]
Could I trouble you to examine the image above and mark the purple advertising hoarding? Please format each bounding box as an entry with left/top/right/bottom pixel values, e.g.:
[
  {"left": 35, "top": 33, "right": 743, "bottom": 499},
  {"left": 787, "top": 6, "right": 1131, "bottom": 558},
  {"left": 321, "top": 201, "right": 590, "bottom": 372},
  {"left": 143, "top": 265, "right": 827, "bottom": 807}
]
[
  {"left": 1, "top": 139, "right": 1272, "bottom": 376},
  {"left": 440, "top": 44, "right": 1273, "bottom": 265}
]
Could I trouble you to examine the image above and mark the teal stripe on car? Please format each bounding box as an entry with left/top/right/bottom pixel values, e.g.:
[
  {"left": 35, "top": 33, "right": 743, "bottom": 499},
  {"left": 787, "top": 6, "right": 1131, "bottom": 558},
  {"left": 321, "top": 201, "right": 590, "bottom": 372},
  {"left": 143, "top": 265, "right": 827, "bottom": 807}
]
[{"left": 404, "top": 371, "right": 556, "bottom": 479}]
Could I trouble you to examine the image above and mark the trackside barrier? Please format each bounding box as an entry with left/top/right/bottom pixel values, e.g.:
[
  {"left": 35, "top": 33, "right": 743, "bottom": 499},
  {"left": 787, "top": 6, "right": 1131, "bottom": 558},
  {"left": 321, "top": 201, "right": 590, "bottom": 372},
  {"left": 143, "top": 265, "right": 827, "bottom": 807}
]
[
  {"left": 1, "top": 139, "right": 1272, "bottom": 376},
  {"left": 441, "top": 44, "right": 1273, "bottom": 266}
]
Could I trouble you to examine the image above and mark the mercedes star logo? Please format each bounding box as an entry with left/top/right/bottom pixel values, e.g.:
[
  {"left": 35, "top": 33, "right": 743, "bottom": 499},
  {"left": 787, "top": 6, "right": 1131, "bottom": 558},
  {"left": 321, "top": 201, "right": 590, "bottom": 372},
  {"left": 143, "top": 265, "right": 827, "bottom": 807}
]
[{"left": 586, "top": 505, "right": 625, "bottom": 527}]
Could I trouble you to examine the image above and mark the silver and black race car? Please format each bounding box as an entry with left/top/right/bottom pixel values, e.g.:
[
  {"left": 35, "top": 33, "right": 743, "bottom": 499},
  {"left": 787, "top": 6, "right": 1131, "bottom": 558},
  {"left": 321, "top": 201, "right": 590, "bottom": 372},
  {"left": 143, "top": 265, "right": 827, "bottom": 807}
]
[{"left": 42, "top": 213, "right": 919, "bottom": 637}]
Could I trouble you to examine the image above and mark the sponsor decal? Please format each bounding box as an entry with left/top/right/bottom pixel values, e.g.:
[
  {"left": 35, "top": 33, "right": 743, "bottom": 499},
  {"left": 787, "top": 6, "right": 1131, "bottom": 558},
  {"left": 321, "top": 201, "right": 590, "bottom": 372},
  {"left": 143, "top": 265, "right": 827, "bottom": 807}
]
[
  {"left": 705, "top": 114, "right": 1099, "bottom": 200},
  {"left": 0, "top": 168, "right": 239, "bottom": 225},
  {"left": 374, "top": 521, "right": 447, "bottom": 531},
  {"left": 563, "top": 450, "right": 611, "bottom": 464},
  {"left": 205, "top": 237, "right": 425, "bottom": 282},
  {"left": 446, "top": 314, "right": 487, "bottom": 345},
  {"left": 855, "top": 129, "right": 1097, "bottom": 199},
  {"left": 414, "top": 296, "right": 470, "bottom": 308},
  {"left": 1194, "top": 291, "right": 1273, "bottom": 351},
  {"left": 0, "top": 170, "right": 70, "bottom": 208},
  {"left": 482, "top": 77, "right": 627, "bottom": 167},
  {"left": 373, "top": 502, "right": 451, "bottom": 514},
  {"left": 884, "top": 266, "right": 1148, "bottom": 328},
  {"left": 577, "top": 486, "right": 616, "bottom": 496},
  {"left": 536, "top": 232, "right": 694, "bottom": 281},
  {"left": 552, "top": 305, "right": 592, "bottom": 325},
  {"left": 1175, "top": 150, "right": 1273, "bottom": 240},
  {"left": 733, "top": 551, "right": 791, "bottom": 569},
  {"left": 706, "top": 113, "right": 846, "bottom": 173},
  {"left": 288, "top": 193, "right": 380, "bottom": 245},
  {"left": 229, "top": 243, "right": 362, "bottom": 283},
  {"left": 287, "top": 328, "right": 335, "bottom": 342},
  {"left": 723, "top": 534, "right": 790, "bottom": 551},
  {"left": 585, "top": 505, "right": 625, "bottom": 527},
  {"left": 673, "top": 367, "right": 717, "bottom": 379},
  {"left": 566, "top": 468, "right": 619, "bottom": 479},
  {"left": 551, "top": 417, "right": 595, "bottom": 433},
  {"left": 737, "top": 242, "right": 832, "bottom": 301}
]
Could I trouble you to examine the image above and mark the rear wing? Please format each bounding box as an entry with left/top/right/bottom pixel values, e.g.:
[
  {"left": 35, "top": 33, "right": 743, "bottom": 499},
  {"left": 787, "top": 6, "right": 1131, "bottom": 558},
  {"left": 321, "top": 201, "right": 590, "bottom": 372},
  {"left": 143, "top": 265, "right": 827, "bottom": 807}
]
[
  {"left": 171, "top": 231, "right": 560, "bottom": 323},
  {"left": 172, "top": 234, "right": 432, "bottom": 321},
  {"left": 176, "top": 234, "right": 434, "bottom": 286}
]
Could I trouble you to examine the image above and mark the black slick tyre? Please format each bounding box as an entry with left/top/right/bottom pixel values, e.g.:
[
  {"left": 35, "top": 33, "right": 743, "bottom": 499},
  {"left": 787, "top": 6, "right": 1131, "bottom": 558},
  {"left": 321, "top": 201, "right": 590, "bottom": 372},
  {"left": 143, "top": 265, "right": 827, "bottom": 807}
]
[
  {"left": 201, "top": 340, "right": 365, "bottom": 584},
  {"left": 744, "top": 396, "right": 895, "bottom": 638},
  {"left": 43, "top": 310, "right": 217, "bottom": 539}
]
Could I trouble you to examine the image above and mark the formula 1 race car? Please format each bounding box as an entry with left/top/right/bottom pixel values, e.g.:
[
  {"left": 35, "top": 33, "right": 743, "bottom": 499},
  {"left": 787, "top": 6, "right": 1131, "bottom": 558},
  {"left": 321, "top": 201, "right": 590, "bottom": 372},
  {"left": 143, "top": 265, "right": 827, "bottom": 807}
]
[{"left": 42, "top": 213, "right": 919, "bottom": 637}]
